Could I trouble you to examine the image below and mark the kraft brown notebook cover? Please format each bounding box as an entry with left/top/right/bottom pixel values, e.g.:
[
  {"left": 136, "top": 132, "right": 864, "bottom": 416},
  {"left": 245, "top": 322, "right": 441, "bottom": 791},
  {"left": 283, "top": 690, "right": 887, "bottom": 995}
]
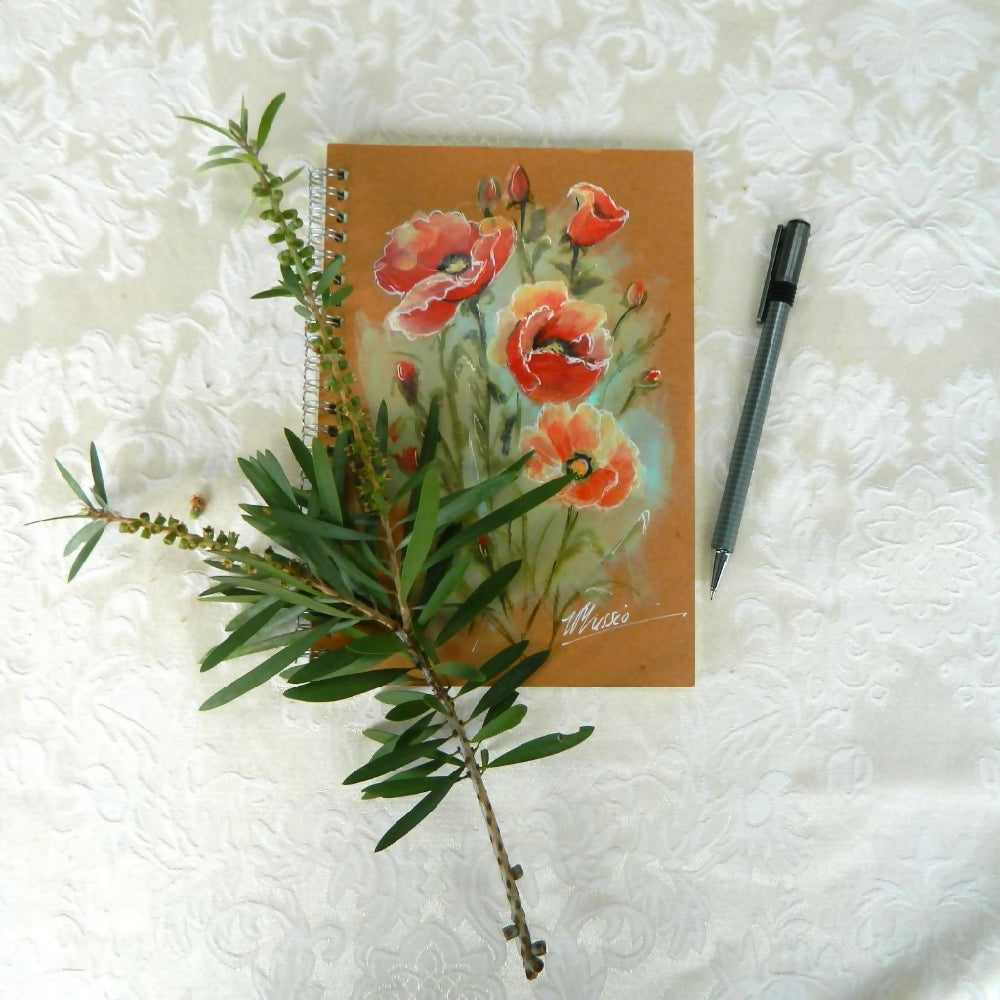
[{"left": 309, "top": 144, "right": 694, "bottom": 686}]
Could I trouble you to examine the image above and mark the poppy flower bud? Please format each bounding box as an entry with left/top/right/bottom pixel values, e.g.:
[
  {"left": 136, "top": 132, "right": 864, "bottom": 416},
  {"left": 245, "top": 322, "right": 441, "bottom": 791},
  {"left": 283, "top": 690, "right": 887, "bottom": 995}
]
[
  {"left": 395, "top": 446, "right": 420, "bottom": 474},
  {"left": 505, "top": 164, "right": 530, "bottom": 205},
  {"left": 639, "top": 369, "right": 662, "bottom": 388},
  {"left": 566, "top": 182, "right": 628, "bottom": 248},
  {"left": 395, "top": 360, "right": 419, "bottom": 405},
  {"left": 478, "top": 176, "right": 502, "bottom": 216},
  {"left": 625, "top": 281, "right": 647, "bottom": 309}
]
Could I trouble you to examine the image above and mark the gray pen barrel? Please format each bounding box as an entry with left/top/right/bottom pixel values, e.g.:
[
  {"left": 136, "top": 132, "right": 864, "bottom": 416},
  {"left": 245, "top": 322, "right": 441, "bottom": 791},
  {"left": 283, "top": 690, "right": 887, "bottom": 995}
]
[{"left": 710, "top": 299, "right": 789, "bottom": 554}]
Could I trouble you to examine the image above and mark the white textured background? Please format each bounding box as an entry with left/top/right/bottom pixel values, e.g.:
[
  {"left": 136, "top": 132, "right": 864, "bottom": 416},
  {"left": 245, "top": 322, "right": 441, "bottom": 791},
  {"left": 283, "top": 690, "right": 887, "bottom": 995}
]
[{"left": 4, "top": 1, "right": 1000, "bottom": 997}]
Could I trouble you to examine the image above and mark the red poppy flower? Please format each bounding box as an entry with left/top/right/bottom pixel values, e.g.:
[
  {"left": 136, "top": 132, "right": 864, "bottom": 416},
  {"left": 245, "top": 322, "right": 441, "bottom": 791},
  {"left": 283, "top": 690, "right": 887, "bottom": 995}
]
[
  {"left": 374, "top": 211, "right": 515, "bottom": 338},
  {"left": 566, "top": 183, "right": 629, "bottom": 248},
  {"left": 492, "top": 281, "right": 611, "bottom": 404},
  {"left": 521, "top": 403, "right": 640, "bottom": 509}
]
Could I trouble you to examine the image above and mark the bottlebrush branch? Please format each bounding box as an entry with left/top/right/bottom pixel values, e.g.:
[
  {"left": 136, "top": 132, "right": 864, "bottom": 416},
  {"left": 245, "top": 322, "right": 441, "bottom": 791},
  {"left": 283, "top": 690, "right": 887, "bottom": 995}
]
[{"left": 48, "top": 94, "right": 597, "bottom": 982}]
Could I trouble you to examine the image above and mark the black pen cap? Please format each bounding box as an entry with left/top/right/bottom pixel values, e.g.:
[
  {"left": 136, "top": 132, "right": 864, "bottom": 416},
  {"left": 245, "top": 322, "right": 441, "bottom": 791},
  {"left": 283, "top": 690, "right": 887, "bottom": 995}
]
[
  {"left": 757, "top": 219, "right": 810, "bottom": 320},
  {"left": 774, "top": 219, "right": 810, "bottom": 286}
]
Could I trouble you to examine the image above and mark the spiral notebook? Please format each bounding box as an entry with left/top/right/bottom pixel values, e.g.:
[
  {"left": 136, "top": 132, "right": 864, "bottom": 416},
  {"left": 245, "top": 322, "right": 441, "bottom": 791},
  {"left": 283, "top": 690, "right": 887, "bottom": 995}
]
[{"left": 305, "top": 144, "right": 694, "bottom": 687}]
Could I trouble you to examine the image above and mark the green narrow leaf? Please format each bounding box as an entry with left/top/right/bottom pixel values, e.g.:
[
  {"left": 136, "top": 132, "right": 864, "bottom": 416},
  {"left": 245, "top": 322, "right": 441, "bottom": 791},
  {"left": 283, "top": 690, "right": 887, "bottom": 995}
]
[
  {"left": 256, "top": 92, "right": 285, "bottom": 149},
  {"left": 349, "top": 632, "right": 407, "bottom": 657},
  {"left": 283, "top": 667, "right": 410, "bottom": 704},
  {"left": 457, "top": 639, "right": 529, "bottom": 696},
  {"left": 55, "top": 458, "right": 94, "bottom": 508},
  {"left": 312, "top": 437, "right": 343, "bottom": 524},
  {"left": 331, "top": 432, "right": 349, "bottom": 496},
  {"left": 473, "top": 704, "right": 527, "bottom": 743},
  {"left": 285, "top": 647, "right": 383, "bottom": 684},
  {"left": 238, "top": 456, "right": 296, "bottom": 510},
  {"left": 199, "top": 624, "right": 333, "bottom": 711},
  {"left": 363, "top": 774, "right": 455, "bottom": 801},
  {"left": 282, "top": 166, "right": 305, "bottom": 184},
  {"left": 433, "top": 452, "right": 531, "bottom": 528},
  {"left": 417, "top": 554, "right": 473, "bottom": 626},
  {"left": 323, "top": 283, "right": 353, "bottom": 307},
  {"left": 384, "top": 700, "right": 435, "bottom": 722},
  {"left": 375, "top": 401, "right": 389, "bottom": 455},
  {"left": 256, "top": 451, "right": 297, "bottom": 504},
  {"left": 201, "top": 600, "right": 284, "bottom": 672},
  {"left": 486, "top": 726, "right": 595, "bottom": 769},
  {"left": 316, "top": 257, "right": 343, "bottom": 296},
  {"left": 480, "top": 691, "right": 519, "bottom": 727},
  {"left": 392, "top": 463, "right": 434, "bottom": 505},
  {"left": 234, "top": 620, "right": 319, "bottom": 658},
  {"left": 399, "top": 466, "right": 440, "bottom": 600},
  {"left": 63, "top": 518, "right": 105, "bottom": 558},
  {"left": 375, "top": 687, "right": 429, "bottom": 707},
  {"left": 177, "top": 114, "right": 231, "bottom": 137},
  {"left": 202, "top": 578, "right": 347, "bottom": 617},
  {"left": 434, "top": 661, "right": 484, "bottom": 683},
  {"left": 196, "top": 157, "right": 248, "bottom": 172},
  {"left": 67, "top": 524, "right": 105, "bottom": 581},
  {"left": 283, "top": 428, "right": 316, "bottom": 488},
  {"left": 224, "top": 596, "right": 276, "bottom": 632},
  {"left": 434, "top": 561, "right": 520, "bottom": 646},
  {"left": 206, "top": 143, "right": 238, "bottom": 155},
  {"left": 241, "top": 506, "right": 369, "bottom": 541},
  {"left": 415, "top": 396, "right": 441, "bottom": 478},
  {"left": 342, "top": 739, "right": 450, "bottom": 785},
  {"left": 471, "top": 650, "right": 548, "bottom": 718},
  {"left": 251, "top": 285, "right": 294, "bottom": 300},
  {"left": 89, "top": 442, "right": 107, "bottom": 506},
  {"left": 428, "top": 474, "right": 573, "bottom": 568},
  {"left": 374, "top": 781, "right": 452, "bottom": 852}
]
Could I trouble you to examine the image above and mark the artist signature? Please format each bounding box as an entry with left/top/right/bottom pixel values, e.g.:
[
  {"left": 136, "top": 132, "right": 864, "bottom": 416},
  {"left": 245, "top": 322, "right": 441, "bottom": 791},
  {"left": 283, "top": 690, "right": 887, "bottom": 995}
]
[{"left": 559, "top": 601, "right": 687, "bottom": 646}]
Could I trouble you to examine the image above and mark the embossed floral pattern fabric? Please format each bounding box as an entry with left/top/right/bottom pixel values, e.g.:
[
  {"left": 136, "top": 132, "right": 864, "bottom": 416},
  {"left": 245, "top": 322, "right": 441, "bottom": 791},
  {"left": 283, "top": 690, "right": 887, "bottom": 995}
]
[{"left": 3, "top": 1, "right": 1000, "bottom": 997}]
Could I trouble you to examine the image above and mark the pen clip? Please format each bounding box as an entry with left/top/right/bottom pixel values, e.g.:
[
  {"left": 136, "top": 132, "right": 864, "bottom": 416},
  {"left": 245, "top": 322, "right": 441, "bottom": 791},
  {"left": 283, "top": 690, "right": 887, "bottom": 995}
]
[{"left": 756, "top": 224, "right": 784, "bottom": 324}]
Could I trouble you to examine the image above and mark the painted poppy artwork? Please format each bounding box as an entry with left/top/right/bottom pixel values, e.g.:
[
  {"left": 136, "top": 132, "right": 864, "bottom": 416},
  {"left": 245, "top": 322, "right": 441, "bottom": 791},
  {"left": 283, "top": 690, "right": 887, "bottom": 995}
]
[{"left": 317, "top": 144, "right": 694, "bottom": 686}]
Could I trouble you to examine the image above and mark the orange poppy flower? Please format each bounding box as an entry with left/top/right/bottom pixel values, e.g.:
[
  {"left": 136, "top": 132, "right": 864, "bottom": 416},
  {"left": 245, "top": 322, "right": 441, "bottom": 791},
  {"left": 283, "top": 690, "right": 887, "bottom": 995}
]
[
  {"left": 492, "top": 281, "right": 611, "bottom": 404},
  {"left": 521, "top": 403, "right": 640, "bottom": 509},
  {"left": 565, "top": 183, "right": 629, "bottom": 248},
  {"left": 374, "top": 211, "right": 515, "bottom": 338}
]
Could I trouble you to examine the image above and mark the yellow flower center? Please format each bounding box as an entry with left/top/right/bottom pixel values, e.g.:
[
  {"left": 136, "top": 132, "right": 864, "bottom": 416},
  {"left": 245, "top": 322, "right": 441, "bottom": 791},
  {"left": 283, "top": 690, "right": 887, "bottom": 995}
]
[{"left": 565, "top": 453, "right": 593, "bottom": 479}]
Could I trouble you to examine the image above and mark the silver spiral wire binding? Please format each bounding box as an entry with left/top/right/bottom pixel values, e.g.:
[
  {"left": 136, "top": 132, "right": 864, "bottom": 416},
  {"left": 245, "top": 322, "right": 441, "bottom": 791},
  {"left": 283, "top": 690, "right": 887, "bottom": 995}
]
[{"left": 303, "top": 165, "right": 350, "bottom": 449}]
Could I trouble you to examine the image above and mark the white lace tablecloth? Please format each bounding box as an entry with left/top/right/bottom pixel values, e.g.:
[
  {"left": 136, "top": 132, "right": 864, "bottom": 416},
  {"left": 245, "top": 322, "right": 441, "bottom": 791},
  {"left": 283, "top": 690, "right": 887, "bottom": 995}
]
[{"left": 4, "top": 2, "right": 999, "bottom": 997}]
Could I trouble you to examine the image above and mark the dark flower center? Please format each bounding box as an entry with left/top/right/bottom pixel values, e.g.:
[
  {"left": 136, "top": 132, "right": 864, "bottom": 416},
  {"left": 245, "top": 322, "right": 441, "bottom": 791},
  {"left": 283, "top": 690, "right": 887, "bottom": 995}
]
[
  {"left": 533, "top": 333, "right": 578, "bottom": 357},
  {"left": 438, "top": 252, "right": 473, "bottom": 274},
  {"left": 565, "top": 452, "right": 593, "bottom": 479}
]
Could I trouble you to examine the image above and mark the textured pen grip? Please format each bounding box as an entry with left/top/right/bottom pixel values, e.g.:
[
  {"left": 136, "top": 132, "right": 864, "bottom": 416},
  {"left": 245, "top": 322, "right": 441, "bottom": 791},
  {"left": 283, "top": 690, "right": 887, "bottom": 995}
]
[{"left": 711, "top": 300, "right": 789, "bottom": 553}]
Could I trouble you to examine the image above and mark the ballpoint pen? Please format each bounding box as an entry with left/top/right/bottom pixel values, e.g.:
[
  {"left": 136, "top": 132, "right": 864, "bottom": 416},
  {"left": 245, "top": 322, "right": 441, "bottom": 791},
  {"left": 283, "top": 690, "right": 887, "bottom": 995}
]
[{"left": 710, "top": 219, "right": 810, "bottom": 598}]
